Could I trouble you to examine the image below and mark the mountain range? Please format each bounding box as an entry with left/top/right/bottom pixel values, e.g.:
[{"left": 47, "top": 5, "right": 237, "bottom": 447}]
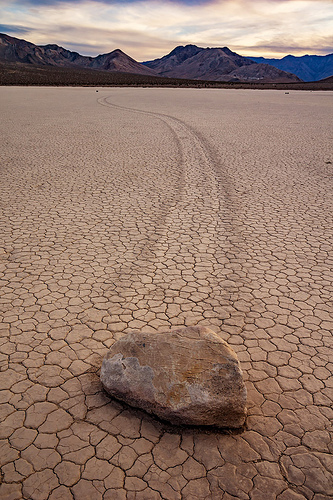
[
  {"left": 143, "top": 45, "right": 300, "bottom": 82},
  {"left": 248, "top": 54, "right": 333, "bottom": 82},
  {"left": 1, "top": 33, "right": 332, "bottom": 83},
  {"left": 0, "top": 33, "right": 156, "bottom": 77}
]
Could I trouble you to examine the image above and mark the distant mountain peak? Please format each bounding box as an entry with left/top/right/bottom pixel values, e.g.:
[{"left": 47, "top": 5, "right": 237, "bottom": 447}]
[
  {"left": 172, "top": 44, "right": 200, "bottom": 50},
  {"left": 143, "top": 44, "right": 203, "bottom": 71},
  {"left": 110, "top": 48, "right": 126, "bottom": 55},
  {"left": 248, "top": 53, "right": 333, "bottom": 81}
]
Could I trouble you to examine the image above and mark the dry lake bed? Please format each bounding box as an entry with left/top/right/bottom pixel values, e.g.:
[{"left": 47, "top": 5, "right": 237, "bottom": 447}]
[{"left": 0, "top": 86, "right": 332, "bottom": 499}]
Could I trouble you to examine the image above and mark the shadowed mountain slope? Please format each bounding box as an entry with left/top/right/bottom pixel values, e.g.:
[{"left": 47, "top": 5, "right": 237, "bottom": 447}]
[
  {"left": 144, "top": 45, "right": 301, "bottom": 82},
  {"left": 319, "top": 74, "right": 333, "bottom": 83},
  {"left": 248, "top": 53, "right": 333, "bottom": 82},
  {"left": 143, "top": 44, "right": 203, "bottom": 72},
  {"left": 1, "top": 60, "right": 332, "bottom": 89}
]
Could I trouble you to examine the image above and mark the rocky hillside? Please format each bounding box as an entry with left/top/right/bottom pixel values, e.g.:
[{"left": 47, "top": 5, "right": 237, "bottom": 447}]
[
  {"left": 143, "top": 45, "right": 301, "bottom": 82},
  {"left": 0, "top": 33, "right": 157, "bottom": 76},
  {"left": 248, "top": 53, "right": 333, "bottom": 82}
]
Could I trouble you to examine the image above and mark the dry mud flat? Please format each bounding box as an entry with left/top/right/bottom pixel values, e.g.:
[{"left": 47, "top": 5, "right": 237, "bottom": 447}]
[{"left": 0, "top": 87, "right": 332, "bottom": 500}]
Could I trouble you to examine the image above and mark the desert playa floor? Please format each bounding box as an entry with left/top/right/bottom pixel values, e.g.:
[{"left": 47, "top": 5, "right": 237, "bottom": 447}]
[{"left": 0, "top": 87, "right": 332, "bottom": 500}]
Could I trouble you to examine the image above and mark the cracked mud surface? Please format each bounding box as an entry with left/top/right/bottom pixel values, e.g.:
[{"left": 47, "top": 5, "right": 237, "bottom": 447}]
[{"left": 0, "top": 87, "right": 332, "bottom": 499}]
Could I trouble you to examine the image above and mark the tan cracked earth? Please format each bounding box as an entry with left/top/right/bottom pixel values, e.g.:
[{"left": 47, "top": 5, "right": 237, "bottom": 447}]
[{"left": 0, "top": 86, "right": 332, "bottom": 500}]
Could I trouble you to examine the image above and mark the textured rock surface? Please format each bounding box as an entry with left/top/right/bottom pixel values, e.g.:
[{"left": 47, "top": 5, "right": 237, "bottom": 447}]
[{"left": 101, "top": 327, "right": 247, "bottom": 428}]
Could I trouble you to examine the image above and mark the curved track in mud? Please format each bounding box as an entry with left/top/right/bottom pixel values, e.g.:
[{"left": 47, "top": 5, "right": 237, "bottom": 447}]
[{"left": 96, "top": 94, "right": 250, "bottom": 330}]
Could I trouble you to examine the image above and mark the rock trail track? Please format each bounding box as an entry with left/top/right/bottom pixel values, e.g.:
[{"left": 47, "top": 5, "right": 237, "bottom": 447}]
[
  {"left": 96, "top": 94, "right": 247, "bottom": 327},
  {"left": 0, "top": 87, "right": 332, "bottom": 500}
]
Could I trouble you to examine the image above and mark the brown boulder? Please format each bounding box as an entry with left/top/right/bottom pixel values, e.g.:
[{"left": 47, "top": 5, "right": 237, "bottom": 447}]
[{"left": 100, "top": 326, "right": 247, "bottom": 428}]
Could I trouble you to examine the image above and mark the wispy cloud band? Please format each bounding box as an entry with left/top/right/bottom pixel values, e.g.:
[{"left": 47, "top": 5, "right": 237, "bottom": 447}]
[{"left": 1, "top": 0, "right": 332, "bottom": 59}]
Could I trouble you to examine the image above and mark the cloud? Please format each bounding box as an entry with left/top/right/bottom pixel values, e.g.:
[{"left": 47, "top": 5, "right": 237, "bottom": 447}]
[
  {"left": 0, "top": 0, "right": 332, "bottom": 59},
  {"left": 0, "top": 23, "right": 32, "bottom": 34},
  {"left": 6, "top": 0, "right": 215, "bottom": 6},
  {"left": 35, "top": 24, "right": 181, "bottom": 59},
  {"left": 235, "top": 37, "right": 333, "bottom": 57}
]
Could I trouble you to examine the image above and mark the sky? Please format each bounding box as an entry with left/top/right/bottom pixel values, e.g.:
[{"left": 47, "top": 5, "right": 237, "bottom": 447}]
[{"left": 0, "top": 0, "right": 332, "bottom": 60}]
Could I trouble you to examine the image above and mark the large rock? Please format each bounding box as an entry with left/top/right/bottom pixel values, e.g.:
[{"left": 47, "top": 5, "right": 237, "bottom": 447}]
[{"left": 100, "top": 326, "right": 247, "bottom": 428}]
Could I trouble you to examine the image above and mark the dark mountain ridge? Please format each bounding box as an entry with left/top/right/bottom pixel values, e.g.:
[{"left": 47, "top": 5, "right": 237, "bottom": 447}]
[
  {"left": 144, "top": 44, "right": 301, "bottom": 82},
  {"left": 0, "top": 33, "right": 157, "bottom": 76},
  {"left": 143, "top": 44, "right": 203, "bottom": 71},
  {"left": 248, "top": 53, "right": 333, "bottom": 82}
]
